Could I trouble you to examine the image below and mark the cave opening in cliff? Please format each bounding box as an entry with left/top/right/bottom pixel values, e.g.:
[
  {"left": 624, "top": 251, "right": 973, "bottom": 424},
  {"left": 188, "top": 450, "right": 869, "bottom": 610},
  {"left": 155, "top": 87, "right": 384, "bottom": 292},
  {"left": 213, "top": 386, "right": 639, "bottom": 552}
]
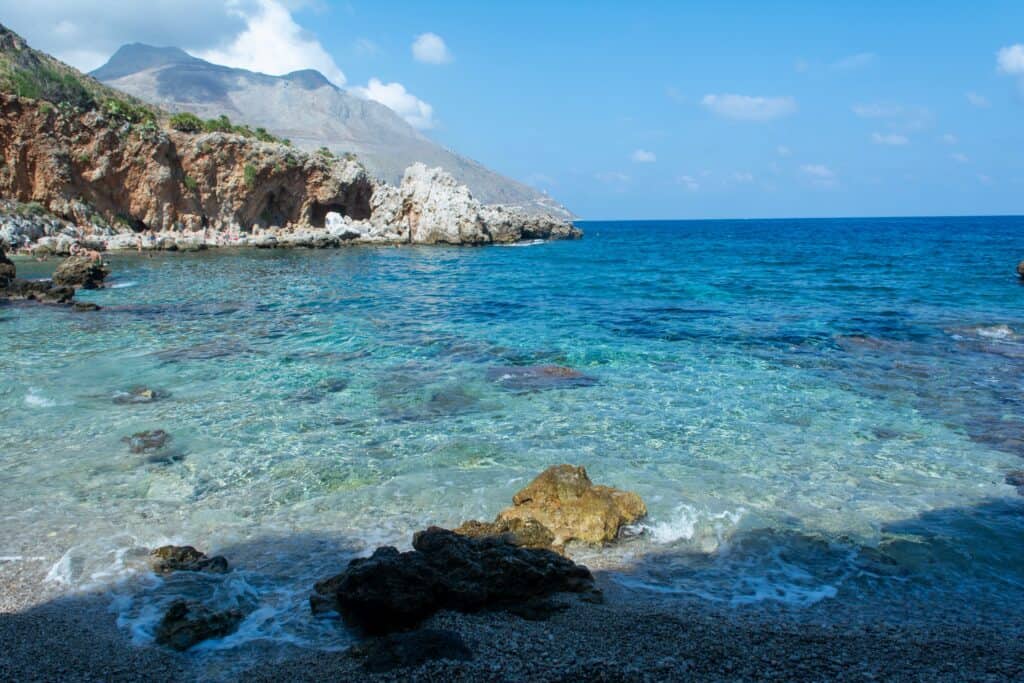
[
  {"left": 258, "top": 190, "right": 296, "bottom": 229},
  {"left": 310, "top": 181, "right": 373, "bottom": 226}
]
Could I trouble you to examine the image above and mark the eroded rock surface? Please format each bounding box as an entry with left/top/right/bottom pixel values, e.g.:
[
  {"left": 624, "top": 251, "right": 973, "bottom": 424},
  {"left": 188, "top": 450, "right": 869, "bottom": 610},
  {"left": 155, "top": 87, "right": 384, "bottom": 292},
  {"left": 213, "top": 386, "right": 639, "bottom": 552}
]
[
  {"left": 153, "top": 599, "right": 242, "bottom": 651},
  {"left": 149, "top": 545, "right": 228, "bottom": 574},
  {"left": 312, "top": 527, "right": 596, "bottom": 634},
  {"left": 52, "top": 254, "right": 109, "bottom": 289},
  {"left": 496, "top": 465, "right": 646, "bottom": 548},
  {"left": 122, "top": 429, "right": 170, "bottom": 454},
  {"left": 0, "top": 245, "right": 14, "bottom": 286}
]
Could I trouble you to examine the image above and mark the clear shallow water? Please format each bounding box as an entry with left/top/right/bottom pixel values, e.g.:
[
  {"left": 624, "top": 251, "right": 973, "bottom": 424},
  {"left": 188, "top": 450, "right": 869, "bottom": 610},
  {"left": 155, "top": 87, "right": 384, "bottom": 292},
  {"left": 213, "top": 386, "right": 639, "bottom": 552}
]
[{"left": 3, "top": 217, "right": 1024, "bottom": 652}]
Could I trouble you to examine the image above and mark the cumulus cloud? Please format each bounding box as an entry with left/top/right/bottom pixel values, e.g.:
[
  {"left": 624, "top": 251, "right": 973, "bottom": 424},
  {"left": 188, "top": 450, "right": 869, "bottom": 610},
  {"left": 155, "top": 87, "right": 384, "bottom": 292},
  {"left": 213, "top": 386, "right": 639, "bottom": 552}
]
[
  {"left": 852, "top": 102, "right": 932, "bottom": 131},
  {"left": 352, "top": 78, "right": 436, "bottom": 129},
  {"left": 871, "top": 132, "right": 908, "bottom": 146},
  {"left": 997, "top": 44, "right": 1024, "bottom": 74},
  {"left": 777, "top": 145, "right": 792, "bottom": 157},
  {"left": 2, "top": 0, "right": 346, "bottom": 84},
  {"left": 801, "top": 164, "right": 838, "bottom": 187},
  {"left": 966, "top": 92, "right": 991, "bottom": 108},
  {"left": 941, "top": 133, "right": 958, "bottom": 145},
  {"left": 701, "top": 94, "right": 797, "bottom": 121},
  {"left": 952, "top": 153, "right": 970, "bottom": 163},
  {"left": 631, "top": 149, "right": 656, "bottom": 163},
  {"left": 412, "top": 32, "right": 453, "bottom": 64},
  {"left": 732, "top": 171, "right": 754, "bottom": 183},
  {"left": 197, "top": 0, "right": 346, "bottom": 85}
]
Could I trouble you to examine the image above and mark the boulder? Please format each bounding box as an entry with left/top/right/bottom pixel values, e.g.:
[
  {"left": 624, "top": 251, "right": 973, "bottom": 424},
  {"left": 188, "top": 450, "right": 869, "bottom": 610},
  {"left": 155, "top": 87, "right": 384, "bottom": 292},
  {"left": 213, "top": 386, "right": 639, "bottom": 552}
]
[
  {"left": 1018, "top": 261, "right": 1024, "bottom": 279},
  {"left": 350, "top": 629, "right": 473, "bottom": 673},
  {"left": 453, "top": 517, "right": 555, "bottom": 550},
  {"left": 311, "top": 527, "right": 597, "bottom": 634},
  {"left": 52, "top": 254, "right": 109, "bottom": 289},
  {"left": 486, "top": 365, "right": 597, "bottom": 393},
  {"left": 495, "top": 465, "right": 646, "bottom": 548},
  {"left": 0, "top": 278, "right": 74, "bottom": 304},
  {"left": 149, "top": 545, "right": 229, "bottom": 574},
  {"left": 72, "top": 302, "right": 101, "bottom": 312},
  {"left": 122, "top": 429, "right": 170, "bottom": 454},
  {"left": 153, "top": 600, "right": 243, "bottom": 651},
  {"left": 0, "top": 246, "right": 14, "bottom": 286}
]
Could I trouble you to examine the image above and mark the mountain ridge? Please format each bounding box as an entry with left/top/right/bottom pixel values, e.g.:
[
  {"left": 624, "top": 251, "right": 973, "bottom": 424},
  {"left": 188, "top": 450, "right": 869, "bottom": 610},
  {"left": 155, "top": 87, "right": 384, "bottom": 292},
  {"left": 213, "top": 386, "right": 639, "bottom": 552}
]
[{"left": 92, "top": 44, "right": 571, "bottom": 218}]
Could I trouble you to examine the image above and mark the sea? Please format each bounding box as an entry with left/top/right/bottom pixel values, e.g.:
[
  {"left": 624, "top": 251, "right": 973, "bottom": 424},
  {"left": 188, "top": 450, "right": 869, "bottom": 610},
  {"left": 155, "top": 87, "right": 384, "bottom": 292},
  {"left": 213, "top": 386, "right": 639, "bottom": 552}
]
[{"left": 2, "top": 216, "right": 1023, "bottom": 653}]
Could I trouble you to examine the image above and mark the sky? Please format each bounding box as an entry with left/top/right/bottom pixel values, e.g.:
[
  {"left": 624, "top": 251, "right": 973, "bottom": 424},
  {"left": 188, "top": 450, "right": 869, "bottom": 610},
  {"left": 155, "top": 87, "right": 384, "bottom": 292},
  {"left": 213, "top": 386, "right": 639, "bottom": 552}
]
[{"left": 2, "top": 0, "right": 1024, "bottom": 220}]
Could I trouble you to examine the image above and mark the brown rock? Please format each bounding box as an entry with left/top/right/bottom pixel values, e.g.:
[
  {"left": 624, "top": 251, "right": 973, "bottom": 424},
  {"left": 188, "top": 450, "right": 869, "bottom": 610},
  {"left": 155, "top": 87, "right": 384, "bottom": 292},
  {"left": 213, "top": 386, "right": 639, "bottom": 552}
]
[
  {"left": 154, "top": 600, "right": 243, "bottom": 651},
  {"left": 52, "top": 255, "right": 109, "bottom": 289},
  {"left": 149, "top": 545, "right": 228, "bottom": 574},
  {"left": 0, "top": 245, "right": 15, "bottom": 286},
  {"left": 496, "top": 465, "right": 646, "bottom": 548},
  {"left": 1018, "top": 261, "right": 1024, "bottom": 279},
  {"left": 453, "top": 517, "right": 555, "bottom": 550}
]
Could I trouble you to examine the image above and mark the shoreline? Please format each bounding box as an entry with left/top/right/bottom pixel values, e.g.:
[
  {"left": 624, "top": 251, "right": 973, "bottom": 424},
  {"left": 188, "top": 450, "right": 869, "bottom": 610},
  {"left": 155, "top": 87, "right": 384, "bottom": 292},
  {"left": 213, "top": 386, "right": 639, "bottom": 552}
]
[{"left": 3, "top": 553, "right": 1022, "bottom": 682}]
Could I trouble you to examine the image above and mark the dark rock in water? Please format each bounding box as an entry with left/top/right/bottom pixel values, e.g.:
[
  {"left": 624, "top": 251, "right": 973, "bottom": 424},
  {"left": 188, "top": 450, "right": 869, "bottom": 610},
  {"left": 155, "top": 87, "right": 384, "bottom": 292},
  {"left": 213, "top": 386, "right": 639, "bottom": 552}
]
[
  {"left": 495, "top": 464, "right": 647, "bottom": 548},
  {"left": 487, "top": 364, "right": 597, "bottom": 392},
  {"left": 453, "top": 517, "right": 556, "bottom": 551},
  {"left": 149, "top": 545, "right": 229, "bottom": 574},
  {"left": 122, "top": 429, "right": 170, "bottom": 454},
  {"left": 312, "top": 526, "right": 597, "bottom": 635},
  {"left": 154, "top": 600, "right": 243, "bottom": 651},
  {"left": 351, "top": 629, "right": 473, "bottom": 673},
  {"left": 1007, "top": 470, "right": 1024, "bottom": 495},
  {"left": 0, "top": 246, "right": 15, "bottom": 286},
  {"left": 292, "top": 377, "right": 350, "bottom": 403},
  {"left": 1017, "top": 261, "right": 1024, "bottom": 279},
  {"left": 52, "top": 254, "right": 110, "bottom": 289},
  {"left": 113, "top": 386, "right": 170, "bottom": 405},
  {"left": 72, "top": 302, "right": 101, "bottom": 312},
  {"left": 0, "top": 278, "right": 75, "bottom": 304}
]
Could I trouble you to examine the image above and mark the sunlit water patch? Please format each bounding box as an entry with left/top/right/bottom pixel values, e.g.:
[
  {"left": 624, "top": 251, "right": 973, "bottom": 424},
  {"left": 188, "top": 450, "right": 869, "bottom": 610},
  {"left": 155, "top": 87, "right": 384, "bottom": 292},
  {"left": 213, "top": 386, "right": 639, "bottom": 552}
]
[{"left": 2, "top": 217, "right": 1024, "bottom": 653}]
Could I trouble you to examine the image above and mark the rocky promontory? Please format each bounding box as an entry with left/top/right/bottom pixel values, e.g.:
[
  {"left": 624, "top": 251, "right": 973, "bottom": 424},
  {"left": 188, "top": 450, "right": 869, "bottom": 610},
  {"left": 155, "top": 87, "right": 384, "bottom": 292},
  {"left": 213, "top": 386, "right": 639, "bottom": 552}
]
[{"left": 0, "top": 25, "right": 579, "bottom": 253}]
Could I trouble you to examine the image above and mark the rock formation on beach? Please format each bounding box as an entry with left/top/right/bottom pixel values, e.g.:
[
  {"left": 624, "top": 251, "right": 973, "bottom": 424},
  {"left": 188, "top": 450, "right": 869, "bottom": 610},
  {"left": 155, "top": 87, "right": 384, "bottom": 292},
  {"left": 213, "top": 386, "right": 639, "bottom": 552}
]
[
  {"left": 0, "top": 25, "right": 579, "bottom": 252},
  {"left": 311, "top": 526, "right": 598, "bottom": 635},
  {"left": 455, "top": 464, "right": 647, "bottom": 552}
]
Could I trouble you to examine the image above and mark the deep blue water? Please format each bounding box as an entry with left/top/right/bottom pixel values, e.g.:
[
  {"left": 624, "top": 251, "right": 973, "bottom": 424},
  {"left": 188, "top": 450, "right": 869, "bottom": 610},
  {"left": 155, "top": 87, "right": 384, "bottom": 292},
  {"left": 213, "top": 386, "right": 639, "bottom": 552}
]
[{"left": 2, "top": 216, "right": 1024, "bottom": 651}]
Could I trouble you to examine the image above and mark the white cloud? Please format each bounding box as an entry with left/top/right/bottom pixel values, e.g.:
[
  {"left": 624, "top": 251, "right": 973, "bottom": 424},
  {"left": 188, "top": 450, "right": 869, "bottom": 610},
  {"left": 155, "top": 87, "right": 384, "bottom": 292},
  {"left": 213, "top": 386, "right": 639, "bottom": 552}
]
[
  {"left": 354, "top": 38, "right": 380, "bottom": 57},
  {"left": 941, "top": 133, "right": 958, "bottom": 145},
  {"left": 852, "top": 102, "right": 932, "bottom": 131},
  {"left": 966, "top": 92, "right": 990, "bottom": 108},
  {"left": 197, "top": 0, "right": 345, "bottom": 85},
  {"left": 701, "top": 94, "right": 797, "bottom": 121},
  {"left": 951, "top": 153, "right": 969, "bottom": 164},
  {"left": 677, "top": 175, "right": 699, "bottom": 191},
  {"left": 801, "top": 164, "right": 834, "bottom": 179},
  {"left": 412, "top": 32, "right": 453, "bottom": 64},
  {"left": 997, "top": 44, "right": 1024, "bottom": 74},
  {"left": 852, "top": 103, "right": 902, "bottom": 118},
  {"left": 777, "top": 145, "right": 792, "bottom": 157},
  {"left": 630, "top": 149, "right": 656, "bottom": 163},
  {"left": 352, "top": 78, "right": 435, "bottom": 129},
  {"left": 832, "top": 52, "right": 877, "bottom": 70},
  {"left": 732, "top": 171, "right": 754, "bottom": 183},
  {"left": 665, "top": 86, "right": 686, "bottom": 103},
  {"left": 871, "top": 132, "right": 908, "bottom": 146},
  {"left": 978, "top": 173, "right": 992, "bottom": 184},
  {"left": 595, "top": 172, "right": 630, "bottom": 185}
]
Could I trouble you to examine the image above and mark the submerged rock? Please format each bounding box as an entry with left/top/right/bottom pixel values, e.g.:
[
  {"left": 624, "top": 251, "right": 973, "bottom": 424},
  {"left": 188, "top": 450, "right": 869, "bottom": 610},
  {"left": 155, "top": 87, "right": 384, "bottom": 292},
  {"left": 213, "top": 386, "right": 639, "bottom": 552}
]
[
  {"left": 113, "top": 386, "right": 170, "bottom": 405},
  {"left": 0, "top": 278, "right": 75, "bottom": 304},
  {"left": 486, "top": 364, "right": 597, "bottom": 392},
  {"left": 122, "top": 429, "right": 170, "bottom": 454},
  {"left": 72, "top": 301, "right": 101, "bottom": 312},
  {"left": 351, "top": 629, "right": 473, "bottom": 673},
  {"left": 149, "top": 545, "right": 229, "bottom": 574},
  {"left": 495, "top": 465, "right": 646, "bottom": 548},
  {"left": 154, "top": 600, "right": 243, "bottom": 651},
  {"left": 1018, "top": 261, "right": 1024, "bottom": 279},
  {"left": 1007, "top": 471, "right": 1024, "bottom": 495},
  {"left": 312, "top": 527, "right": 596, "bottom": 634},
  {"left": 52, "top": 254, "right": 109, "bottom": 289}
]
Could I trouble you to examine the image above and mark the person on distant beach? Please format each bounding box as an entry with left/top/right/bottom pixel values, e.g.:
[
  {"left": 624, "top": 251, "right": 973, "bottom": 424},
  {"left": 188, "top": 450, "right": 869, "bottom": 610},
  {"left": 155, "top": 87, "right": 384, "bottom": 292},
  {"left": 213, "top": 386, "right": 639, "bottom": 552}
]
[{"left": 136, "top": 235, "right": 143, "bottom": 253}]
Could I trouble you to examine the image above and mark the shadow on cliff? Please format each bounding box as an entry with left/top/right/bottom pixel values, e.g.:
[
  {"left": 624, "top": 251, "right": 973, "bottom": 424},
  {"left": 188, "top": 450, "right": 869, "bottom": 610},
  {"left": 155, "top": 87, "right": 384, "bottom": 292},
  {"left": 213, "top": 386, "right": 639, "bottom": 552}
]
[{"left": 3, "top": 499, "right": 1024, "bottom": 681}]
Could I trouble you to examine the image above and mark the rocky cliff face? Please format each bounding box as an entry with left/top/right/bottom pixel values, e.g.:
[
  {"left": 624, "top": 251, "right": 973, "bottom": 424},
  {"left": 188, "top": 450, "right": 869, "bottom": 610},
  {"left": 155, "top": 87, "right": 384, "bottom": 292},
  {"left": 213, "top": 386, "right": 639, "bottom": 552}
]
[
  {"left": 91, "top": 44, "right": 571, "bottom": 219},
  {"left": 0, "top": 93, "right": 579, "bottom": 251},
  {"left": 0, "top": 23, "right": 579, "bottom": 251}
]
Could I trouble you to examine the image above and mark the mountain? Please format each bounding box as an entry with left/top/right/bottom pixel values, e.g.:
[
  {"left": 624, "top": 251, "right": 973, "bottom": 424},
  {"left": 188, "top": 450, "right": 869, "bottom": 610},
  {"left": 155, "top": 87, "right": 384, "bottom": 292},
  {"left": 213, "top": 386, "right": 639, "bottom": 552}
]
[{"left": 92, "top": 44, "right": 570, "bottom": 218}]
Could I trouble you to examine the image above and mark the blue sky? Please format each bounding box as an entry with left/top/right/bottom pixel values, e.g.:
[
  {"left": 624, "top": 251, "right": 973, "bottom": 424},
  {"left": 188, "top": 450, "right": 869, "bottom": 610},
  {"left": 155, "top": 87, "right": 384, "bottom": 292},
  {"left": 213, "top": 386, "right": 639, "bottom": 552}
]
[{"left": 4, "top": 0, "right": 1024, "bottom": 219}]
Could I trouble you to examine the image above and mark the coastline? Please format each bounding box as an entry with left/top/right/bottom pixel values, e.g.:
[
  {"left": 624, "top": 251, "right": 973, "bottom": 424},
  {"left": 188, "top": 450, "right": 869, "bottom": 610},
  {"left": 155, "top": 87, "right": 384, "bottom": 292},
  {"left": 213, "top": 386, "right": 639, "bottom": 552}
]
[{"left": 3, "top": 555, "right": 1022, "bottom": 682}]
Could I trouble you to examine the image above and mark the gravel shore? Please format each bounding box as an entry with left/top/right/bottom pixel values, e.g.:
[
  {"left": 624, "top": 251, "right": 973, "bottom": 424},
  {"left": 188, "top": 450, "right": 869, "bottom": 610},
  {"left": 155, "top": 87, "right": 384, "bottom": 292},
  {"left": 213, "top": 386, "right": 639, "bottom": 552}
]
[{"left": 3, "top": 557, "right": 1022, "bottom": 682}]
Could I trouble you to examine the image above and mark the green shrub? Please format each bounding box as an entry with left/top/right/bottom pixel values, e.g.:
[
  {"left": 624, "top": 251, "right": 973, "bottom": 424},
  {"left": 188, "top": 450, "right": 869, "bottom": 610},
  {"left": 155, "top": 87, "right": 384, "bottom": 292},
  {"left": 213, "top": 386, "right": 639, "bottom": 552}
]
[
  {"left": 243, "top": 164, "right": 257, "bottom": 187},
  {"left": 316, "top": 146, "right": 334, "bottom": 159},
  {"left": 9, "top": 65, "right": 94, "bottom": 110},
  {"left": 102, "top": 98, "right": 156, "bottom": 125},
  {"left": 76, "top": 152, "right": 90, "bottom": 164},
  {"left": 202, "top": 115, "right": 234, "bottom": 134},
  {"left": 169, "top": 112, "right": 203, "bottom": 133},
  {"left": 183, "top": 175, "right": 198, "bottom": 191}
]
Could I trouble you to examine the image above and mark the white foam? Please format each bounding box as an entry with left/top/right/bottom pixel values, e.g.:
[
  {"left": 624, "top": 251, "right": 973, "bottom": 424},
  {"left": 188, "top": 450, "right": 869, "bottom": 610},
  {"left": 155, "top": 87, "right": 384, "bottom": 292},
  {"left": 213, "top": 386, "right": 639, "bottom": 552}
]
[
  {"left": 109, "top": 281, "right": 138, "bottom": 289},
  {"left": 645, "top": 504, "right": 746, "bottom": 546},
  {"left": 974, "top": 324, "right": 1015, "bottom": 339},
  {"left": 24, "top": 390, "right": 56, "bottom": 408}
]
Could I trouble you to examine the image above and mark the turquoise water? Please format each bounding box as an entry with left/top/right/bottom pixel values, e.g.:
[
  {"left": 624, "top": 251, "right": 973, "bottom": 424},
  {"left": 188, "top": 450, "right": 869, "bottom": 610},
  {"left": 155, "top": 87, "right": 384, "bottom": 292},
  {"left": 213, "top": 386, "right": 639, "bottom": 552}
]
[{"left": 2, "top": 217, "right": 1024, "bottom": 651}]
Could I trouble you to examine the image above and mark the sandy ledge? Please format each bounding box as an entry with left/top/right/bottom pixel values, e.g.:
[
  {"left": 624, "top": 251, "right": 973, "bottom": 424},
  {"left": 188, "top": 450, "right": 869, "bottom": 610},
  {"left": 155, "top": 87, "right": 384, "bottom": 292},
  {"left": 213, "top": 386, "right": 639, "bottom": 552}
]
[{"left": 2, "top": 557, "right": 1022, "bottom": 682}]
